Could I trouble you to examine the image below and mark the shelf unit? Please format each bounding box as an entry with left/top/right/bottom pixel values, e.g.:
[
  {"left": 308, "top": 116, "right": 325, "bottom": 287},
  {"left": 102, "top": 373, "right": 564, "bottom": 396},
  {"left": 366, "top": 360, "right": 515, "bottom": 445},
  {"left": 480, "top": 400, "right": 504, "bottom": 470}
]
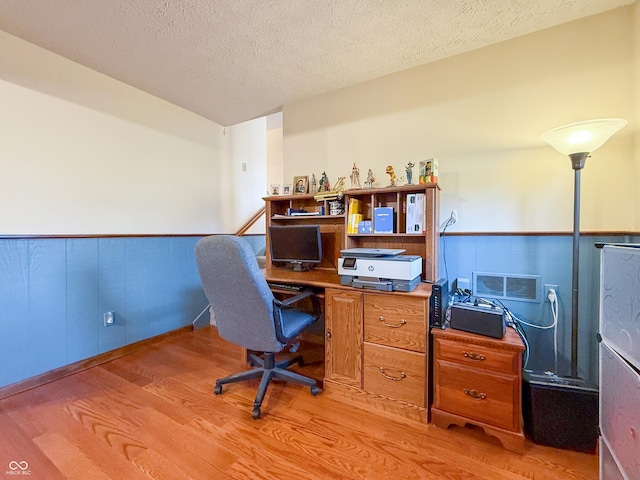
[
  {"left": 342, "top": 184, "right": 439, "bottom": 281},
  {"left": 264, "top": 193, "right": 346, "bottom": 272},
  {"left": 264, "top": 183, "right": 440, "bottom": 281}
]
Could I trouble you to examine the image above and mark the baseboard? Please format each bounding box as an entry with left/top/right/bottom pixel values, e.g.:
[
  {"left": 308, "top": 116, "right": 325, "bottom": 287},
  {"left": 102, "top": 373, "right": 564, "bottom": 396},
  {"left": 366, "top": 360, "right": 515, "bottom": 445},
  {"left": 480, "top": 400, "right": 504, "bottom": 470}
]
[{"left": 0, "top": 325, "right": 193, "bottom": 400}]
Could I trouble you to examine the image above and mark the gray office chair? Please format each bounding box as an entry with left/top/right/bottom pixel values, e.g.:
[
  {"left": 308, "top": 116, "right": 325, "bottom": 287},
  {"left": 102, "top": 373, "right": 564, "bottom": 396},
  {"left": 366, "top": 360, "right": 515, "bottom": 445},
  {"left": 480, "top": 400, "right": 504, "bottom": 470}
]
[{"left": 195, "top": 235, "right": 321, "bottom": 419}]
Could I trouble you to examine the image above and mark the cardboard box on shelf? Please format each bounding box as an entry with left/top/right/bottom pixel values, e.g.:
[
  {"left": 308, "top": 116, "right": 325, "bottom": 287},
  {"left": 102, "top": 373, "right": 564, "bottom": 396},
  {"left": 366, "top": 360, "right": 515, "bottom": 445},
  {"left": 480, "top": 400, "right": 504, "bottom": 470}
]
[
  {"left": 419, "top": 158, "right": 439, "bottom": 184},
  {"left": 406, "top": 193, "right": 425, "bottom": 234}
]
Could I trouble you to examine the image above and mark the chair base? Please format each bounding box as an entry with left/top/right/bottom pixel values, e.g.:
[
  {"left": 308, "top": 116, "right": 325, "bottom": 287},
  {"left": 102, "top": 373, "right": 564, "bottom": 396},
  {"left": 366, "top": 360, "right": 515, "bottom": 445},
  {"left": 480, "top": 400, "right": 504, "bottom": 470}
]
[{"left": 214, "top": 352, "right": 320, "bottom": 419}]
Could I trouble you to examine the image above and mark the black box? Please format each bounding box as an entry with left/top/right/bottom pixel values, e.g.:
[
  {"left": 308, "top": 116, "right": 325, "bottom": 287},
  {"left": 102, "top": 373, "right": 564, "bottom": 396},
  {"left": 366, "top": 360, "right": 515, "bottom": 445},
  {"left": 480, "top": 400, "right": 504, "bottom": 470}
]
[
  {"left": 449, "top": 302, "right": 505, "bottom": 339},
  {"left": 522, "top": 371, "right": 599, "bottom": 454},
  {"left": 428, "top": 278, "right": 448, "bottom": 328}
]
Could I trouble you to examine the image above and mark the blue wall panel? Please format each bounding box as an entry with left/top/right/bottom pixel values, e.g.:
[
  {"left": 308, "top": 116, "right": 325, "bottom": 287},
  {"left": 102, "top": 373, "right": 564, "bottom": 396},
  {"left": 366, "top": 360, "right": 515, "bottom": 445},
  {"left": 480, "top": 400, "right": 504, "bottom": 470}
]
[
  {"left": 98, "top": 239, "right": 128, "bottom": 353},
  {"left": 27, "top": 240, "right": 68, "bottom": 376},
  {"left": 0, "top": 236, "right": 208, "bottom": 388},
  {"left": 66, "top": 239, "right": 100, "bottom": 363},
  {"left": 0, "top": 241, "right": 30, "bottom": 386},
  {"left": 148, "top": 237, "right": 176, "bottom": 337},
  {"left": 125, "top": 238, "right": 151, "bottom": 344}
]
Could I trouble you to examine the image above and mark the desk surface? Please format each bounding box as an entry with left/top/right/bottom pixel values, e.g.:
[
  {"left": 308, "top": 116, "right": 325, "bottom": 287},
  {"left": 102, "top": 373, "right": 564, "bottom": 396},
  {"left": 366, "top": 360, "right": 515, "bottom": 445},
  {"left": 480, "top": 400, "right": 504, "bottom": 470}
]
[{"left": 263, "top": 267, "right": 433, "bottom": 298}]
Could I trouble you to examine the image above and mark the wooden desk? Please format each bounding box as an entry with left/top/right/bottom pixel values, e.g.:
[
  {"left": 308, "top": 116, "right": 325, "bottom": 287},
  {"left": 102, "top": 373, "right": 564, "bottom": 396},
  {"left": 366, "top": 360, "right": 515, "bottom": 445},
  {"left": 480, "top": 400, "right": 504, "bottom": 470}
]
[{"left": 264, "top": 266, "right": 432, "bottom": 422}]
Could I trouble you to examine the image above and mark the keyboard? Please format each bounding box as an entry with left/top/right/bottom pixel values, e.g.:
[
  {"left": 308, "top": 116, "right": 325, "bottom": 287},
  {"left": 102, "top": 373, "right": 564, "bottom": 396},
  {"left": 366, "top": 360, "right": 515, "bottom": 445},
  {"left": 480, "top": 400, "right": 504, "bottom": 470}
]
[{"left": 267, "top": 282, "right": 305, "bottom": 292}]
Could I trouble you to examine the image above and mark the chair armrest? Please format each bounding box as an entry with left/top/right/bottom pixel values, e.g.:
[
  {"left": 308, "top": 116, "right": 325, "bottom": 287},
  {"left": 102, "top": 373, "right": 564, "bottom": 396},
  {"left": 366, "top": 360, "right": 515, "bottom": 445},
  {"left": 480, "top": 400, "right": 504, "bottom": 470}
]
[
  {"left": 274, "top": 289, "right": 321, "bottom": 320},
  {"left": 275, "top": 289, "right": 316, "bottom": 307},
  {"left": 273, "top": 289, "right": 321, "bottom": 344}
]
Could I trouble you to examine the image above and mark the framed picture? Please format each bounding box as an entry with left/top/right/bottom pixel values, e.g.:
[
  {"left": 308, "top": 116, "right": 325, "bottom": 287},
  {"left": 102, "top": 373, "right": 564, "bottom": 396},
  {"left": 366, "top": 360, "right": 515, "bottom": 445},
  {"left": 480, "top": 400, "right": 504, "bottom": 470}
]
[
  {"left": 293, "top": 176, "right": 308, "bottom": 194},
  {"left": 282, "top": 184, "right": 292, "bottom": 195},
  {"left": 270, "top": 184, "right": 281, "bottom": 196}
]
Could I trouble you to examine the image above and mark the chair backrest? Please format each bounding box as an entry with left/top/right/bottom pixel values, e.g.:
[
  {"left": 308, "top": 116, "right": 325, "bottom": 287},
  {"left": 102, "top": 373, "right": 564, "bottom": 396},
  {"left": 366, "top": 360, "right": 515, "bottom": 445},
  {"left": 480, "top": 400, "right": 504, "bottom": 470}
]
[{"left": 195, "top": 235, "right": 283, "bottom": 353}]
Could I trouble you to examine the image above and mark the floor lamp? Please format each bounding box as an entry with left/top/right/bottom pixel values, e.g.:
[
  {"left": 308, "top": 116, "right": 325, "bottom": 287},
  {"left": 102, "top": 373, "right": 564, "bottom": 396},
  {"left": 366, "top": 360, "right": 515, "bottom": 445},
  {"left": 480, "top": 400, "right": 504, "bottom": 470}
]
[{"left": 540, "top": 118, "right": 627, "bottom": 378}]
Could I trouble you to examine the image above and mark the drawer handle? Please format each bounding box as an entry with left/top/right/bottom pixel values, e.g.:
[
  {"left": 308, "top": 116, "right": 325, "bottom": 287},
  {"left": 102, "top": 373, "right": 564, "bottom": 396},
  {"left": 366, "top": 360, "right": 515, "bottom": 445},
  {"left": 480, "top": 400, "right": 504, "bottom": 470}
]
[
  {"left": 378, "top": 367, "right": 406, "bottom": 381},
  {"left": 379, "top": 316, "right": 407, "bottom": 328},
  {"left": 463, "top": 388, "right": 487, "bottom": 400},
  {"left": 463, "top": 351, "right": 486, "bottom": 361}
]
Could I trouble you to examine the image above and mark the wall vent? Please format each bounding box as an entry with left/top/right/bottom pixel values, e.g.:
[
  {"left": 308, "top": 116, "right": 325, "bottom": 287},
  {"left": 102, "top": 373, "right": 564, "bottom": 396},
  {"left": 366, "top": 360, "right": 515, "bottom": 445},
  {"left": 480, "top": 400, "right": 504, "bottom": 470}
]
[{"left": 472, "top": 272, "right": 541, "bottom": 303}]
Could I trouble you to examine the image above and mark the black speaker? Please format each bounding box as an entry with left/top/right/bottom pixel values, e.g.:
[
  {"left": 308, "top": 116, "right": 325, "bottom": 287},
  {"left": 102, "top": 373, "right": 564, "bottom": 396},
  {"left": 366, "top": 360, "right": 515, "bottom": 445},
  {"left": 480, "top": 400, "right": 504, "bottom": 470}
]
[
  {"left": 522, "top": 371, "right": 599, "bottom": 453},
  {"left": 449, "top": 302, "right": 506, "bottom": 339}
]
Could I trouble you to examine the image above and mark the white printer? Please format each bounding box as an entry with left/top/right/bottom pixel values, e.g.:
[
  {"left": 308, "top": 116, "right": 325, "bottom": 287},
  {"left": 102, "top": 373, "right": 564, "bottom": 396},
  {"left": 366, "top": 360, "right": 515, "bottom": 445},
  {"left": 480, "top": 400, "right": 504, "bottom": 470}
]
[{"left": 338, "top": 248, "right": 422, "bottom": 292}]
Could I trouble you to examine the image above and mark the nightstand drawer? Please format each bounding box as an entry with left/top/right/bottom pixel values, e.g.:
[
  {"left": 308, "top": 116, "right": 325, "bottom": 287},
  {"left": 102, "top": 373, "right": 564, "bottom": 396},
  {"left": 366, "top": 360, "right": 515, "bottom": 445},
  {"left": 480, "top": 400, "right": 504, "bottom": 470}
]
[
  {"left": 363, "top": 295, "right": 426, "bottom": 353},
  {"left": 434, "top": 360, "right": 519, "bottom": 431},
  {"left": 435, "top": 337, "right": 519, "bottom": 374},
  {"left": 363, "top": 343, "right": 426, "bottom": 407}
]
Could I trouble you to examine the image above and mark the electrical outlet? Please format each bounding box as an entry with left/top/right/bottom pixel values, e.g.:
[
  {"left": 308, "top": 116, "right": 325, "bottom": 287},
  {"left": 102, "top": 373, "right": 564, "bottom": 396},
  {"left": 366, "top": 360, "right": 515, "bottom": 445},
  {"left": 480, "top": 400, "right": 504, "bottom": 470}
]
[
  {"left": 103, "top": 311, "right": 115, "bottom": 327},
  {"left": 544, "top": 284, "right": 559, "bottom": 301}
]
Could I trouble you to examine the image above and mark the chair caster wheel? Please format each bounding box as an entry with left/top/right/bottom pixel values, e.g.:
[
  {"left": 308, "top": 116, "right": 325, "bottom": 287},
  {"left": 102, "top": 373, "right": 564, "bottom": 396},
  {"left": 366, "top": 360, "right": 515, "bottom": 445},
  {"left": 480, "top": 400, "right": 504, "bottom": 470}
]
[
  {"left": 214, "top": 384, "right": 222, "bottom": 395},
  {"left": 252, "top": 408, "right": 261, "bottom": 419},
  {"left": 310, "top": 385, "right": 320, "bottom": 396}
]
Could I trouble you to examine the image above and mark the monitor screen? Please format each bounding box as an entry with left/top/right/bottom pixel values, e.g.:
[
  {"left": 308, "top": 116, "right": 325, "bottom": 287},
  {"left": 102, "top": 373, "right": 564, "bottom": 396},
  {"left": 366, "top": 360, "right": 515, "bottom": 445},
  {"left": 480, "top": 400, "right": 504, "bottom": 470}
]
[{"left": 268, "top": 225, "right": 322, "bottom": 271}]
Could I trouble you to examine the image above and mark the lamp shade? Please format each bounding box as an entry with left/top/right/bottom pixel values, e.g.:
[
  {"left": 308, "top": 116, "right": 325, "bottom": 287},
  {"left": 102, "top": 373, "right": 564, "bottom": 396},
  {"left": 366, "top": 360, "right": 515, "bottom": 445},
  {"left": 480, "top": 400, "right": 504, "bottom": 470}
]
[{"left": 540, "top": 118, "right": 627, "bottom": 156}]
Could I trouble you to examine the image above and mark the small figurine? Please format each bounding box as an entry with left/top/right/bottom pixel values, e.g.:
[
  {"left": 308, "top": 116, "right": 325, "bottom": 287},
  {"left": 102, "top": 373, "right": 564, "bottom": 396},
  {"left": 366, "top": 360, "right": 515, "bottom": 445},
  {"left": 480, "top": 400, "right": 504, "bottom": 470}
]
[
  {"left": 364, "top": 169, "right": 375, "bottom": 188},
  {"left": 350, "top": 163, "right": 361, "bottom": 189},
  {"left": 310, "top": 173, "right": 317, "bottom": 194},
  {"left": 318, "top": 171, "right": 330, "bottom": 192},
  {"left": 385, "top": 165, "right": 397, "bottom": 186},
  {"left": 334, "top": 176, "right": 346, "bottom": 192},
  {"left": 405, "top": 162, "right": 415, "bottom": 185},
  {"left": 385, "top": 165, "right": 405, "bottom": 187}
]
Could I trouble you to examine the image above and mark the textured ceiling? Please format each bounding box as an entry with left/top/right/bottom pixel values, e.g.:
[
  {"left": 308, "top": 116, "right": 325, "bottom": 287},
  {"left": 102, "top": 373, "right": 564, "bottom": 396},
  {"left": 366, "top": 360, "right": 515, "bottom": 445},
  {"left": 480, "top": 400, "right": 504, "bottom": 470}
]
[{"left": 0, "top": 0, "right": 634, "bottom": 126}]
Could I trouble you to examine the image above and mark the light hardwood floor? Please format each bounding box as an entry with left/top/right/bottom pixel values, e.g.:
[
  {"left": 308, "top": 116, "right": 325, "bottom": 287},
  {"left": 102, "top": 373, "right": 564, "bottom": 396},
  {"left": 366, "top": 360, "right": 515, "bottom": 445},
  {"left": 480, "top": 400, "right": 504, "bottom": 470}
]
[{"left": 0, "top": 326, "right": 597, "bottom": 479}]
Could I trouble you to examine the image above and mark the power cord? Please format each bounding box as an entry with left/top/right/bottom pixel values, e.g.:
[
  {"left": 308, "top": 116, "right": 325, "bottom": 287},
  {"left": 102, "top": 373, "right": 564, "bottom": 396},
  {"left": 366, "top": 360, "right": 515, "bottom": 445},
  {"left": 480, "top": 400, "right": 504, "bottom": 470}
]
[
  {"left": 502, "top": 289, "right": 559, "bottom": 374},
  {"left": 440, "top": 212, "right": 456, "bottom": 288}
]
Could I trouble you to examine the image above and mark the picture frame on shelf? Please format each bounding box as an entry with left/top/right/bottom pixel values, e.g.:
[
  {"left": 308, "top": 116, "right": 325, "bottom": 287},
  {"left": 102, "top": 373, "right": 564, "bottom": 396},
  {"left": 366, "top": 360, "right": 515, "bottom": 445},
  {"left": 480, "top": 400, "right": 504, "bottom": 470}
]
[
  {"left": 282, "top": 184, "right": 291, "bottom": 195},
  {"left": 270, "top": 184, "right": 281, "bottom": 196},
  {"left": 293, "top": 176, "right": 309, "bottom": 194}
]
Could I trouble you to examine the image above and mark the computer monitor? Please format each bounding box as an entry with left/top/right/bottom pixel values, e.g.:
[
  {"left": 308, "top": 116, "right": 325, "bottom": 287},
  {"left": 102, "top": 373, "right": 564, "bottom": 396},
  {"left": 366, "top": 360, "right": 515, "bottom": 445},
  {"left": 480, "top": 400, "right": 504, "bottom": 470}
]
[{"left": 268, "top": 225, "right": 322, "bottom": 271}]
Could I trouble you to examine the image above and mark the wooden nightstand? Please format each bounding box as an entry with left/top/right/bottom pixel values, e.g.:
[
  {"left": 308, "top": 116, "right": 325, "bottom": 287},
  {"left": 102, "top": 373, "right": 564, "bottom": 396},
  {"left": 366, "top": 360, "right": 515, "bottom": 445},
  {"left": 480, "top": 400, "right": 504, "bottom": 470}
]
[{"left": 431, "top": 327, "right": 525, "bottom": 453}]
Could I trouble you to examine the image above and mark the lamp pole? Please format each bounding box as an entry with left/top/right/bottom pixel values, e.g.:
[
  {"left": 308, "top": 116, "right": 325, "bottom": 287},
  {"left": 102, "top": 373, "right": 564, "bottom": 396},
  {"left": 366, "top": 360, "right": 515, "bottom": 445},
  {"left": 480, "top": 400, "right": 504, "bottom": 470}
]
[
  {"left": 569, "top": 152, "right": 588, "bottom": 379},
  {"left": 541, "top": 118, "right": 626, "bottom": 380}
]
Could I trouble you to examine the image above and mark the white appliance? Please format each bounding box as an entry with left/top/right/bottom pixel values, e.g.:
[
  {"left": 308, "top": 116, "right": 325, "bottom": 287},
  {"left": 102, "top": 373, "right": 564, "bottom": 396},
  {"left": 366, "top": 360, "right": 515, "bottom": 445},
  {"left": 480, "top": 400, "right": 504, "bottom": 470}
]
[
  {"left": 598, "top": 244, "right": 640, "bottom": 480},
  {"left": 338, "top": 254, "right": 422, "bottom": 292}
]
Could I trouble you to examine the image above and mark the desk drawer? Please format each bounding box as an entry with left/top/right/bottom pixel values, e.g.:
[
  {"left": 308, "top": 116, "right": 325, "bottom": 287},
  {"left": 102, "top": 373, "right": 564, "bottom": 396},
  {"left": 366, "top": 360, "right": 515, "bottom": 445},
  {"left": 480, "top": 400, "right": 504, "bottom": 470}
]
[
  {"left": 363, "top": 343, "right": 426, "bottom": 407},
  {"left": 434, "top": 360, "right": 518, "bottom": 431},
  {"left": 435, "top": 337, "right": 518, "bottom": 374},
  {"left": 363, "top": 295, "right": 426, "bottom": 353}
]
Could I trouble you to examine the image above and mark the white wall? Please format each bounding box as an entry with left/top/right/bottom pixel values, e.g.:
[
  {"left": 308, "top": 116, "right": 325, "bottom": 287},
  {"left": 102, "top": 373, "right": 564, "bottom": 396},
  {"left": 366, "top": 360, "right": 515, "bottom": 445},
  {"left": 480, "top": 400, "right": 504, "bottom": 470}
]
[
  {"left": 0, "top": 30, "right": 265, "bottom": 235},
  {"left": 283, "top": 7, "right": 638, "bottom": 233}
]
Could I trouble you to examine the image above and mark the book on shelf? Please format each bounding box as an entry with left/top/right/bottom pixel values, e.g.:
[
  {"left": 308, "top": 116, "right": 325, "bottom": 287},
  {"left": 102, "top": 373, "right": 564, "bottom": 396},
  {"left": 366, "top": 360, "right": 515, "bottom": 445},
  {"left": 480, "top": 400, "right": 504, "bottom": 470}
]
[
  {"left": 419, "top": 158, "right": 439, "bottom": 184},
  {"left": 290, "top": 211, "right": 321, "bottom": 216},
  {"left": 373, "top": 207, "right": 394, "bottom": 233},
  {"left": 358, "top": 220, "right": 372, "bottom": 234},
  {"left": 286, "top": 206, "right": 325, "bottom": 215},
  {"left": 405, "top": 193, "right": 425, "bottom": 234},
  {"left": 347, "top": 198, "right": 363, "bottom": 234}
]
